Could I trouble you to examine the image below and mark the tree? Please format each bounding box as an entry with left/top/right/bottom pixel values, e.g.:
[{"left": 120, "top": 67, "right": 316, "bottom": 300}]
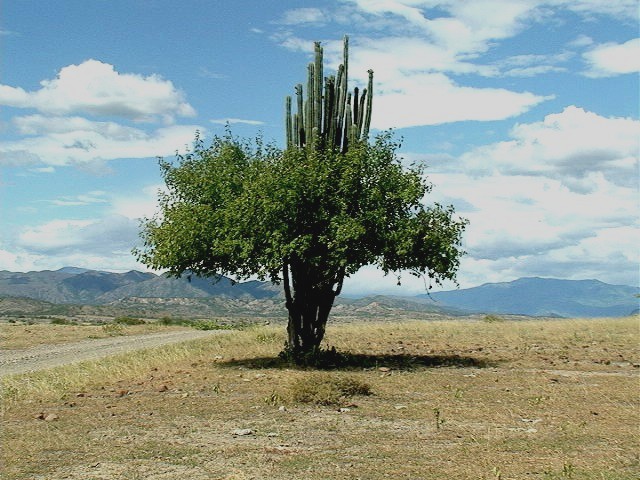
[{"left": 135, "top": 37, "right": 467, "bottom": 362}]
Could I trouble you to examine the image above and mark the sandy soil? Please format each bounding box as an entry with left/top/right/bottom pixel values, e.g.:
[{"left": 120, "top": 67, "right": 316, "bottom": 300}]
[{"left": 0, "top": 329, "right": 229, "bottom": 377}]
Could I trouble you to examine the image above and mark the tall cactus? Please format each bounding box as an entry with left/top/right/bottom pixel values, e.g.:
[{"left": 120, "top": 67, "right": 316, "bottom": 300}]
[{"left": 285, "top": 35, "right": 373, "bottom": 152}]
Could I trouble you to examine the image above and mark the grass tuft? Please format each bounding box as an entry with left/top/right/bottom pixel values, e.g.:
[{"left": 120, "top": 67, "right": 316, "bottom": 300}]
[{"left": 288, "top": 372, "right": 372, "bottom": 405}]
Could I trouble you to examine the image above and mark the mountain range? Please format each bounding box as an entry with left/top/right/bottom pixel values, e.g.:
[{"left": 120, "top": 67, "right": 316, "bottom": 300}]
[
  {"left": 424, "top": 277, "right": 639, "bottom": 318},
  {"left": 0, "top": 268, "right": 637, "bottom": 318}
]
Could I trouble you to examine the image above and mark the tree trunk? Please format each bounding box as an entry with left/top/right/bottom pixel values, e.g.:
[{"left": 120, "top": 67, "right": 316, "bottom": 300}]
[
  {"left": 286, "top": 286, "right": 334, "bottom": 357},
  {"left": 282, "top": 260, "right": 342, "bottom": 362}
]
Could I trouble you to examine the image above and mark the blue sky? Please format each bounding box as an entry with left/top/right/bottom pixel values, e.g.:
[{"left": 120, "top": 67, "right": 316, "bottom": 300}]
[{"left": 1, "top": 0, "right": 638, "bottom": 295}]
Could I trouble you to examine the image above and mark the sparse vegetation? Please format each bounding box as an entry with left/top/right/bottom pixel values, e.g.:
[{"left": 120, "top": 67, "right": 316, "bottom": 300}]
[
  {"left": 288, "top": 373, "right": 372, "bottom": 405},
  {"left": 49, "top": 318, "right": 77, "bottom": 325},
  {"left": 113, "top": 316, "right": 146, "bottom": 325},
  {"left": 1, "top": 316, "right": 638, "bottom": 479}
]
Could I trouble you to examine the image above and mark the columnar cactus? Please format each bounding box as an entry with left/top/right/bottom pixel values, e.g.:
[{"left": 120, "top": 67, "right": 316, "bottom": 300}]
[{"left": 285, "top": 35, "right": 373, "bottom": 152}]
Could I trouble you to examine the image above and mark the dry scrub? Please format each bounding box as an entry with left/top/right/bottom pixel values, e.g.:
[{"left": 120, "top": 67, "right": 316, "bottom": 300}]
[
  {"left": 2, "top": 316, "right": 638, "bottom": 479},
  {"left": 1, "top": 321, "right": 188, "bottom": 350}
]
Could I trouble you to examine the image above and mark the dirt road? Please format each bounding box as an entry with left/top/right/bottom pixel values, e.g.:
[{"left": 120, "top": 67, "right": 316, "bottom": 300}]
[{"left": 0, "top": 329, "right": 229, "bottom": 377}]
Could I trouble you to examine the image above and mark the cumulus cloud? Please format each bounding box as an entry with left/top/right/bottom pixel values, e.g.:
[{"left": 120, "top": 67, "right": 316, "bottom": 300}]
[
  {"left": 0, "top": 59, "right": 195, "bottom": 122},
  {"left": 1, "top": 116, "right": 199, "bottom": 167},
  {"left": 0, "top": 183, "right": 170, "bottom": 273},
  {"left": 456, "top": 225, "right": 639, "bottom": 287},
  {"left": 18, "top": 215, "right": 139, "bottom": 256},
  {"left": 417, "top": 168, "right": 639, "bottom": 287},
  {"left": 370, "top": 73, "right": 549, "bottom": 128},
  {"left": 456, "top": 106, "right": 639, "bottom": 189},
  {"left": 582, "top": 38, "right": 640, "bottom": 77},
  {"left": 409, "top": 106, "right": 640, "bottom": 288},
  {"left": 387, "top": 105, "right": 640, "bottom": 289},
  {"left": 111, "top": 184, "right": 168, "bottom": 221}
]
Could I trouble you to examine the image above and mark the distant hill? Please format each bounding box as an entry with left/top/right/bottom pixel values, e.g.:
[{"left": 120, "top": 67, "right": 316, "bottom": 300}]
[
  {"left": 0, "top": 269, "right": 637, "bottom": 318},
  {"left": 422, "top": 277, "right": 639, "bottom": 318},
  {"left": 0, "top": 268, "right": 279, "bottom": 305}
]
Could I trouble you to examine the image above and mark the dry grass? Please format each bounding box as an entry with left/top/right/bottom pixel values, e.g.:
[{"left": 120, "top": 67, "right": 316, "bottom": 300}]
[
  {"left": 2, "top": 316, "right": 639, "bottom": 479},
  {"left": 0, "top": 322, "right": 188, "bottom": 350}
]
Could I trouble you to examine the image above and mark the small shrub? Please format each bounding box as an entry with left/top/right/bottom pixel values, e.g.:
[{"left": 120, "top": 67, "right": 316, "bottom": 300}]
[
  {"left": 159, "top": 316, "right": 179, "bottom": 326},
  {"left": 191, "top": 320, "right": 230, "bottom": 331},
  {"left": 256, "top": 332, "right": 279, "bottom": 344},
  {"left": 483, "top": 314, "right": 504, "bottom": 323},
  {"left": 114, "top": 316, "right": 146, "bottom": 326},
  {"left": 289, "top": 373, "right": 372, "bottom": 406},
  {"left": 102, "top": 324, "right": 124, "bottom": 336},
  {"left": 50, "top": 318, "right": 76, "bottom": 325}
]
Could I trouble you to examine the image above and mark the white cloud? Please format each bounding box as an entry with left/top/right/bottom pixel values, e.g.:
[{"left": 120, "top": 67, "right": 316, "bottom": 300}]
[
  {"left": 30, "top": 166, "right": 55, "bottom": 174},
  {"left": 456, "top": 225, "right": 639, "bottom": 288},
  {"left": 210, "top": 118, "right": 265, "bottom": 126},
  {"left": 405, "top": 106, "right": 640, "bottom": 288},
  {"left": 457, "top": 106, "right": 640, "bottom": 189},
  {"left": 369, "top": 72, "right": 549, "bottom": 128},
  {"left": 18, "top": 216, "right": 139, "bottom": 255},
  {"left": 0, "top": 118, "right": 200, "bottom": 167},
  {"left": 279, "top": 8, "right": 327, "bottom": 25},
  {"left": 0, "top": 183, "right": 170, "bottom": 273},
  {"left": 111, "top": 184, "right": 167, "bottom": 221},
  {"left": 49, "top": 191, "right": 109, "bottom": 207},
  {"left": 0, "top": 59, "right": 195, "bottom": 122},
  {"left": 496, "top": 52, "right": 572, "bottom": 77},
  {"left": 568, "top": 34, "right": 593, "bottom": 48},
  {"left": 416, "top": 168, "right": 639, "bottom": 287},
  {"left": 554, "top": 0, "right": 639, "bottom": 20},
  {"left": 582, "top": 38, "right": 640, "bottom": 77}
]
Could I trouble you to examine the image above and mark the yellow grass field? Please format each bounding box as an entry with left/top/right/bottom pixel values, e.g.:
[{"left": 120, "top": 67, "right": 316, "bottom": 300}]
[{"left": 2, "top": 316, "right": 638, "bottom": 479}]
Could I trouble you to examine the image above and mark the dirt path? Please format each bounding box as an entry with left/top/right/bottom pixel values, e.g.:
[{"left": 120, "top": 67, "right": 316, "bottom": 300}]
[{"left": 0, "top": 329, "right": 230, "bottom": 377}]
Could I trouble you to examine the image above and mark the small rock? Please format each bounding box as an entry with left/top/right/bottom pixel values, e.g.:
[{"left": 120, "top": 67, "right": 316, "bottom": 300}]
[
  {"left": 267, "top": 432, "right": 279, "bottom": 437},
  {"left": 116, "top": 390, "right": 129, "bottom": 397},
  {"left": 158, "top": 385, "right": 169, "bottom": 392},
  {"left": 278, "top": 406, "right": 287, "bottom": 412},
  {"left": 378, "top": 367, "right": 391, "bottom": 372},
  {"left": 44, "top": 413, "right": 59, "bottom": 422},
  {"left": 521, "top": 418, "right": 542, "bottom": 424},
  {"left": 232, "top": 428, "right": 254, "bottom": 436},
  {"left": 394, "top": 405, "right": 408, "bottom": 410},
  {"left": 338, "top": 407, "right": 351, "bottom": 413}
]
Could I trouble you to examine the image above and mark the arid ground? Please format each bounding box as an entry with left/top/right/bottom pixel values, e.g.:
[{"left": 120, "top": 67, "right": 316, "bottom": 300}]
[{"left": 2, "top": 316, "right": 638, "bottom": 479}]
